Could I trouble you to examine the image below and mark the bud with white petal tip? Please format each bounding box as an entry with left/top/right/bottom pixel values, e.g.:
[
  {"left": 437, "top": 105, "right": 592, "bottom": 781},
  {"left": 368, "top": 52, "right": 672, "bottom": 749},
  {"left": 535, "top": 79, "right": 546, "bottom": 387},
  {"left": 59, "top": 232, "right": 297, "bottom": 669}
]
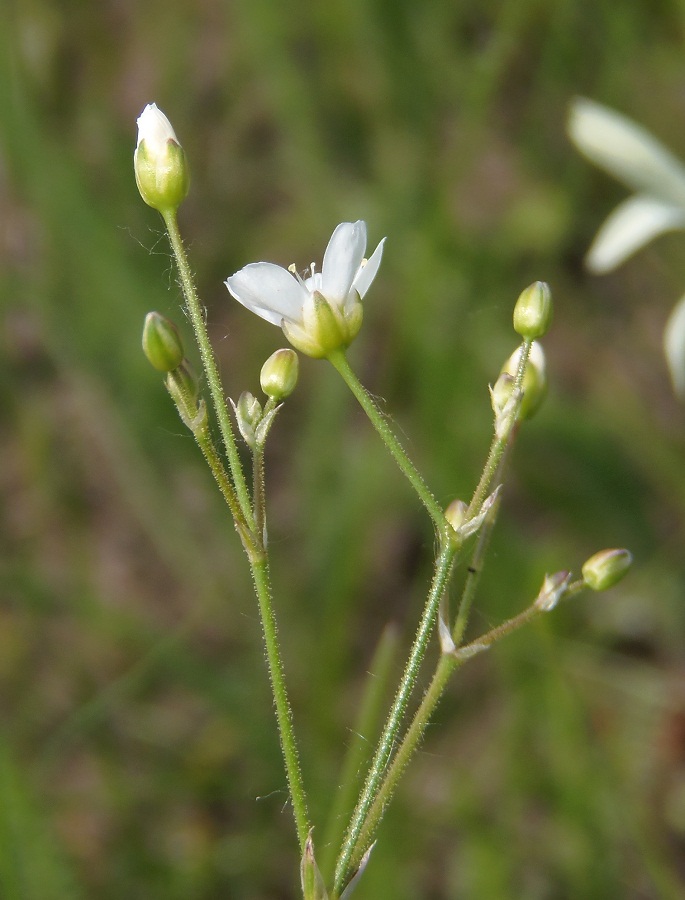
[
  {"left": 260, "top": 348, "right": 299, "bottom": 401},
  {"left": 582, "top": 548, "right": 633, "bottom": 591},
  {"left": 513, "top": 281, "right": 553, "bottom": 339},
  {"left": 134, "top": 104, "right": 189, "bottom": 213}
]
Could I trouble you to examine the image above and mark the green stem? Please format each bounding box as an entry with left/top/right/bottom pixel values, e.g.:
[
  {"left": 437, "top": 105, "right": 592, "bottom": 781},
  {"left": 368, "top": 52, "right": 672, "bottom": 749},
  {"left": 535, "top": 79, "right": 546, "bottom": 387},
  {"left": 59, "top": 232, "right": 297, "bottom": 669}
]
[
  {"left": 452, "top": 426, "right": 517, "bottom": 645},
  {"left": 350, "top": 582, "right": 585, "bottom": 868},
  {"left": 466, "top": 340, "right": 531, "bottom": 517},
  {"left": 327, "top": 349, "right": 446, "bottom": 529},
  {"left": 192, "top": 411, "right": 255, "bottom": 551},
  {"left": 163, "top": 210, "right": 254, "bottom": 529},
  {"left": 320, "top": 624, "right": 399, "bottom": 879},
  {"left": 185, "top": 404, "right": 308, "bottom": 848},
  {"left": 253, "top": 397, "right": 277, "bottom": 543},
  {"left": 250, "top": 552, "right": 310, "bottom": 850},
  {"left": 348, "top": 652, "right": 459, "bottom": 868},
  {"left": 333, "top": 539, "right": 457, "bottom": 894}
]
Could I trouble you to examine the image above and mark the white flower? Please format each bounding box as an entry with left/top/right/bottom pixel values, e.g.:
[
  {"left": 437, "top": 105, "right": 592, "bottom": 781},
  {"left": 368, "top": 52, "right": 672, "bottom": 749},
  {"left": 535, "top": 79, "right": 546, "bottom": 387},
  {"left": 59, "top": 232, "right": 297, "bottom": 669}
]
[
  {"left": 567, "top": 97, "right": 685, "bottom": 273},
  {"left": 568, "top": 97, "right": 685, "bottom": 399},
  {"left": 664, "top": 294, "right": 685, "bottom": 398},
  {"left": 225, "top": 221, "right": 386, "bottom": 357}
]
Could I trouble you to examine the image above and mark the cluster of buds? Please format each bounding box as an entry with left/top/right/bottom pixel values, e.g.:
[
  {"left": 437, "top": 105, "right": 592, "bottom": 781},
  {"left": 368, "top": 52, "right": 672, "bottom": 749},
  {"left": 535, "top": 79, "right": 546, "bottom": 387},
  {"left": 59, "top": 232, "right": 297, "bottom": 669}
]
[{"left": 233, "top": 348, "right": 300, "bottom": 449}]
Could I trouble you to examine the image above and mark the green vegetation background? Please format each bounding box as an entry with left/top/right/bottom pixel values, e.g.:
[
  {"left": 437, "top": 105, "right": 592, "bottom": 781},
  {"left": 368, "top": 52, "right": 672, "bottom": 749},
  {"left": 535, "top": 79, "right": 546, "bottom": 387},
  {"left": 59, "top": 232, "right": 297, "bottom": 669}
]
[{"left": 2, "top": 1, "right": 685, "bottom": 897}]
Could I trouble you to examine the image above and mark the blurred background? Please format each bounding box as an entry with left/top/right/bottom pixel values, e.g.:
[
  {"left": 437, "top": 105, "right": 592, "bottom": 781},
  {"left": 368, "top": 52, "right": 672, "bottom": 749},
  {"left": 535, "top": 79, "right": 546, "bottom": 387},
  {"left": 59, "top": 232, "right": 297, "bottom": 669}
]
[{"left": 2, "top": 1, "right": 685, "bottom": 897}]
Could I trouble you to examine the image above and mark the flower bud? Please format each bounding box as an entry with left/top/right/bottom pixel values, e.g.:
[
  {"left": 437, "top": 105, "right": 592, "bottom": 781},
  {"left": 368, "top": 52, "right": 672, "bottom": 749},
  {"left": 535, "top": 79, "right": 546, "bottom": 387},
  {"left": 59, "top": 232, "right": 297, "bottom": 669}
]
[
  {"left": 134, "top": 104, "right": 189, "bottom": 213},
  {"left": 582, "top": 548, "right": 633, "bottom": 591},
  {"left": 500, "top": 341, "right": 547, "bottom": 420},
  {"left": 535, "top": 570, "right": 571, "bottom": 611},
  {"left": 513, "top": 281, "right": 553, "bottom": 339},
  {"left": 233, "top": 391, "right": 262, "bottom": 448},
  {"left": 260, "top": 349, "right": 299, "bottom": 401},
  {"left": 142, "top": 311, "right": 185, "bottom": 372},
  {"left": 444, "top": 498, "right": 468, "bottom": 532}
]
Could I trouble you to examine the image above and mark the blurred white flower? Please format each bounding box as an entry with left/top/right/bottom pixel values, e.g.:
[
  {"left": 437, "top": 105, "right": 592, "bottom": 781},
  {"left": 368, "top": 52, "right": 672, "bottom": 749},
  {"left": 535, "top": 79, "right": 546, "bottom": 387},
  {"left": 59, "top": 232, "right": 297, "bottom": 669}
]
[
  {"left": 664, "top": 295, "right": 685, "bottom": 398},
  {"left": 226, "top": 221, "right": 385, "bottom": 357},
  {"left": 568, "top": 97, "right": 685, "bottom": 397}
]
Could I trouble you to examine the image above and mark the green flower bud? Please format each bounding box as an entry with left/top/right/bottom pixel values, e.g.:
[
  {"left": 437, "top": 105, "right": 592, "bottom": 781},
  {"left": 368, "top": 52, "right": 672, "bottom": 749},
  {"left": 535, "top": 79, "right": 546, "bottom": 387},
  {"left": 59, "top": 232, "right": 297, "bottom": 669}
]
[
  {"left": 142, "top": 311, "right": 185, "bottom": 372},
  {"left": 513, "top": 281, "right": 553, "bottom": 339},
  {"left": 260, "top": 348, "right": 299, "bottom": 401},
  {"left": 582, "top": 548, "right": 633, "bottom": 591},
  {"left": 134, "top": 104, "right": 189, "bottom": 214},
  {"left": 500, "top": 341, "right": 547, "bottom": 420}
]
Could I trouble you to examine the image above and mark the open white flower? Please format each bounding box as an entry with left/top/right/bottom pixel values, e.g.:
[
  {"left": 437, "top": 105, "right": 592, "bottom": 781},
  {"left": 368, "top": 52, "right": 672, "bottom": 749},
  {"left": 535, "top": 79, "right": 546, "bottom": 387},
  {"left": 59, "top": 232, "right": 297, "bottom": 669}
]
[{"left": 225, "top": 221, "right": 386, "bottom": 357}]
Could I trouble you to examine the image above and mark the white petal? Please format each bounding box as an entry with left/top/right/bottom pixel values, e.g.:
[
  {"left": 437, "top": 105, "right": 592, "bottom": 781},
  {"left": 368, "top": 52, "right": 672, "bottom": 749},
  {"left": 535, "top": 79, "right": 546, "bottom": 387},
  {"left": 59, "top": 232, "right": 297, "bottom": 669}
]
[
  {"left": 586, "top": 195, "right": 685, "bottom": 274},
  {"left": 352, "top": 237, "right": 386, "bottom": 300},
  {"left": 664, "top": 294, "right": 685, "bottom": 399},
  {"left": 136, "top": 103, "right": 178, "bottom": 151},
  {"left": 568, "top": 97, "right": 685, "bottom": 205},
  {"left": 321, "top": 221, "right": 367, "bottom": 303},
  {"left": 226, "top": 263, "right": 307, "bottom": 326}
]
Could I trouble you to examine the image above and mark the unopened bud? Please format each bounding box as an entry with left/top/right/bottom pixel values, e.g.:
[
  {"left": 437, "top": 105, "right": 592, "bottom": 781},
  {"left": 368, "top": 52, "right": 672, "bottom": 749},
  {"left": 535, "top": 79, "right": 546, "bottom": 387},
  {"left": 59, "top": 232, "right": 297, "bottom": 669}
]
[
  {"left": 142, "top": 311, "right": 185, "bottom": 372},
  {"left": 134, "top": 104, "right": 189, "bottom": 213},
  {"left": 582, "top": 548, "right": 633, "bottom": 591},
  {"left": 233, "top": 391, "right": 262, "bottom": 448},
  {"left": 444, "top": 498, "right": 468, "bottom": 532},
  {"left": 513, "top": 281, "right": 552, "bottom": 339},
  {"left": 500, "top": 341, "right": 547, "bottom": 420},
  {"left": 260, "top": 348, "right": 299, "bottom": 401},
  {"left": 535, "top": 570, "right": 571, "bottom": 611}
]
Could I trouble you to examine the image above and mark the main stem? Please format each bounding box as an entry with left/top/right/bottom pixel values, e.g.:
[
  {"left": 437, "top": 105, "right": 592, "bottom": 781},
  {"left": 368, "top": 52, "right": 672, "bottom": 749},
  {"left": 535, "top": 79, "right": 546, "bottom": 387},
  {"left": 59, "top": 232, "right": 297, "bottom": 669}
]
[
  {"left": 250, "top": 552, "right": 310, "bottom": 850},
  {"left": 351, "top": 587, "right": 578, "bottom": 868},
  {"left": 333, "top": 539, "right": 457, "bottom": 894},
  {"left": 163, "top": 210, "right": 254, "bottom": 530},
  {"left": 327, "top": 349, "right": 446, "bottom": 529}
]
